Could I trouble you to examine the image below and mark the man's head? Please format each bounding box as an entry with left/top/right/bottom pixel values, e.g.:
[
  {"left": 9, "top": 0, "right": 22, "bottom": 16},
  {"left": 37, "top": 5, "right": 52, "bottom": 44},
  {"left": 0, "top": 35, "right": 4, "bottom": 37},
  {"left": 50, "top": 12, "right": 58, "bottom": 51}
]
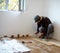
[{"left": 34, "top": 15, "right": 42, "bottom": 23}]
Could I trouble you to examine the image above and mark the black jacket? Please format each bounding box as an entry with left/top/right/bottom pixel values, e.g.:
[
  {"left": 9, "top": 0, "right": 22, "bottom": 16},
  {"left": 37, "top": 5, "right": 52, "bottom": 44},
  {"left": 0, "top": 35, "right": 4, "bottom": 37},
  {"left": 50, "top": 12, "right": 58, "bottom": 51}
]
[{"left": 37, "top": 17, "right": 52, "bottom": 33}]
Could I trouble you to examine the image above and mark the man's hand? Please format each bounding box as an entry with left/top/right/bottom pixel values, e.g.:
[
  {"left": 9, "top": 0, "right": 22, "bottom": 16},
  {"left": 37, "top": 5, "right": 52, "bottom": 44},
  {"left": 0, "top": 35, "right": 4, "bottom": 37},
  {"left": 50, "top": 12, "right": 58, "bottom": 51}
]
[{"left": 34, "top": 32, "right": 39, "bottom": 34}]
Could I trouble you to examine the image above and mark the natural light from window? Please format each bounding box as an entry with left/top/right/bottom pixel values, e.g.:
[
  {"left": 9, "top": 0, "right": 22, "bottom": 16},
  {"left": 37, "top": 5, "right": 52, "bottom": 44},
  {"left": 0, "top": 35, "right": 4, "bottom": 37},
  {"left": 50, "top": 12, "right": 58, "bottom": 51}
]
[{"left": 0, "top": 0, "right": 25, "bottom": 11}]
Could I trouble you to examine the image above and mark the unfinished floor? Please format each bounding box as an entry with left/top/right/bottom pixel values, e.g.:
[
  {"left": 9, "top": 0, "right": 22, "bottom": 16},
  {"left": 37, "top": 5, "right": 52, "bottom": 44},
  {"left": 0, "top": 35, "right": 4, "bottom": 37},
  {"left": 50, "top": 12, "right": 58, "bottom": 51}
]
[
  {"left": 0, "top": 36, "right": 60, "bottom": 53},
  {"left": 16, "top": 36, "right": 60, "bottom": 53}
]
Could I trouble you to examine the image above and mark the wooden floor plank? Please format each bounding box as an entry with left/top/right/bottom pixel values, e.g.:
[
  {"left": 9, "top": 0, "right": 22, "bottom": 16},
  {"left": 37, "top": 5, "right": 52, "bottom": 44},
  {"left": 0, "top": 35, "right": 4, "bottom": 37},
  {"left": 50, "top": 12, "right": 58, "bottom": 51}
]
[{"left": 0, "top": 36, "right": 60, "bottom": 53}]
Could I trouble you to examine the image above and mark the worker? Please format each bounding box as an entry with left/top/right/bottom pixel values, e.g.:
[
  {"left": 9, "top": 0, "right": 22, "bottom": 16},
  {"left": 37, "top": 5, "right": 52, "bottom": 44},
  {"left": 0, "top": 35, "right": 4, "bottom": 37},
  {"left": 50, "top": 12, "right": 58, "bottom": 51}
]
[{"left": 34, "top": 15, "right": 54, "bottom": 39}]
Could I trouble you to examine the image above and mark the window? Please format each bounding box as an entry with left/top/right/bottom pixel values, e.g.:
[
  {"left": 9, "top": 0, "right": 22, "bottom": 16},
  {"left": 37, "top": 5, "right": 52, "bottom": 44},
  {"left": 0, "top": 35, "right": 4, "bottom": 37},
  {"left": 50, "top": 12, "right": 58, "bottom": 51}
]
[{"left": 0, "top": 0, "right": 25, "bottom": 11}]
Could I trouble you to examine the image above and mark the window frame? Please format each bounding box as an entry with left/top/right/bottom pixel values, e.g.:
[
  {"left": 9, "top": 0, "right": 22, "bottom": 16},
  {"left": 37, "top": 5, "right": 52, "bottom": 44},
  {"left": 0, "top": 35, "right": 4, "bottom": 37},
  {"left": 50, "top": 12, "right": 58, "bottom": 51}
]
[{"left": 0, "top": 0, "right": 26, "bottom": 12}]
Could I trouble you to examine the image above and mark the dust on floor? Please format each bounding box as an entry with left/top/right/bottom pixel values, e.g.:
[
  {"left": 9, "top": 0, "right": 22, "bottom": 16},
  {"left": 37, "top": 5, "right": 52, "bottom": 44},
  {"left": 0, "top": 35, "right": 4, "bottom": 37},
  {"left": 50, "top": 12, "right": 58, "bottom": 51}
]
[
  {"left": 16, "top": 36, "right": 60, "bottom": 53},
  {"left": 0, "top": 36, "right": 60, "bottom": 53}
]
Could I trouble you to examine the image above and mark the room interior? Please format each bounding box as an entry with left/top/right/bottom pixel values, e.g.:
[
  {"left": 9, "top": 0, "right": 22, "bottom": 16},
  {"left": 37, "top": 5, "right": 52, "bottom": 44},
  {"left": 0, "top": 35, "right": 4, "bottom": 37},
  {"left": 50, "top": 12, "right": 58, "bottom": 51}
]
[{"left": 0, "top": 0, "right": 60, "bottom": 53}]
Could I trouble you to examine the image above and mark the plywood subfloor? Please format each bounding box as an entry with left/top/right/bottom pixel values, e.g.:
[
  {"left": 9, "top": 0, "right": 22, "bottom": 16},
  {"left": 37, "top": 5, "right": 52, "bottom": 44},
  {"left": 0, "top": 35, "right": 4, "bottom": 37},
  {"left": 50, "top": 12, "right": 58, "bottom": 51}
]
[{"left": 15, "top": 36, "right": 60, "bottom": 53}]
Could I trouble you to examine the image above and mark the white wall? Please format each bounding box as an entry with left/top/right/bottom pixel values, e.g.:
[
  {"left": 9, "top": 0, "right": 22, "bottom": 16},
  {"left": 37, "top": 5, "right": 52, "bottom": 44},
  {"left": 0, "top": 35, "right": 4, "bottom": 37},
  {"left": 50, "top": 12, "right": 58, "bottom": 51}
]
[
  {"left": 0, "top": 0, "right": 44, "bottom": 37},
  {"left": 42, "top": 0, "right": 60, "bottom": 40},
  {"left": 0, "top": 0, "right": 60, "bottom": 40}
]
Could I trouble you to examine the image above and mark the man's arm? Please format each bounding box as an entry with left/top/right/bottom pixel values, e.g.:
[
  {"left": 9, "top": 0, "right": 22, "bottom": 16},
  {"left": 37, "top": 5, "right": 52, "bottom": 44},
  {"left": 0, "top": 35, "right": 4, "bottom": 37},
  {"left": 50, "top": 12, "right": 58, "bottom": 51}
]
[
  {"left": 35, "top": 22, "right": 41, "bottom": 34},
  {"left": 37, "top": 25, "right": 40, "bottom": 32}
]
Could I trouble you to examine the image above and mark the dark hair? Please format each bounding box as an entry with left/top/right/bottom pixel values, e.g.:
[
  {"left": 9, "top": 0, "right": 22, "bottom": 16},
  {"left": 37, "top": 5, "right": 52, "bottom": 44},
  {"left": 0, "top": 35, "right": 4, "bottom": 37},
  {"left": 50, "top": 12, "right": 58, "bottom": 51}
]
[{"left": 34, "top": 15, "right": 41, "bottom": 22}]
